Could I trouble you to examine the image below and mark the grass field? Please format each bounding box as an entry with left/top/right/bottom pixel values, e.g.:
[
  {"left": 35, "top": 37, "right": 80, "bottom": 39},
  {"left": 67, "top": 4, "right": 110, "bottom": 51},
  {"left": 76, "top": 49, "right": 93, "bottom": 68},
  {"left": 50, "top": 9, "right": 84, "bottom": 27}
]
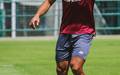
[{"left": 0, "top": 37, "right": 120, "bottom": 75}]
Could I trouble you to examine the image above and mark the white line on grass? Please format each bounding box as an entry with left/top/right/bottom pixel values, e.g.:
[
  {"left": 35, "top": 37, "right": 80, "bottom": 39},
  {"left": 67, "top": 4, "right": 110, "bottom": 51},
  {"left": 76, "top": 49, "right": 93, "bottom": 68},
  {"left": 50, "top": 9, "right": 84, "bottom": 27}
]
[{"left": 0, "top": 64, "right": 26, "bottom": 75}]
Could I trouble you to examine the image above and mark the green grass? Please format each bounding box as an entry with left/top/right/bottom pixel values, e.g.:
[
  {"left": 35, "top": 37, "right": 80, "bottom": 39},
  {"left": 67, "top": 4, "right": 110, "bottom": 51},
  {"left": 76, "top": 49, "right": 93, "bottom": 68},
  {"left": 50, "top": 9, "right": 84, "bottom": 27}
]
[{"left": 0, "top": 39, "right": 120, "bottom": 75}]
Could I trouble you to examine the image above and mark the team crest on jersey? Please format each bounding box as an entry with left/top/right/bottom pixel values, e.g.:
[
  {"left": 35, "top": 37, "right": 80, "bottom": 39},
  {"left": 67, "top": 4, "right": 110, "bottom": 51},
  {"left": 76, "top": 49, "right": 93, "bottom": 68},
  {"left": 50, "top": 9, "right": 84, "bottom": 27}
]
[
  {"left": 64, "top": 0, "right": 87, "bottom": 6},
  {"left": 64, "top": 0, "right": 81, "bottom": 2}
]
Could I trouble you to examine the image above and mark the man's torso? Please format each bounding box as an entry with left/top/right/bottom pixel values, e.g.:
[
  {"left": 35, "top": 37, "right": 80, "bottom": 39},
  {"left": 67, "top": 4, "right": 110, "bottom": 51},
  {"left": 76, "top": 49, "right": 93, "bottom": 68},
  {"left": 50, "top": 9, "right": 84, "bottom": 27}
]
[{"left": 60, "top": 0, "right": 95, "bottom": 34}]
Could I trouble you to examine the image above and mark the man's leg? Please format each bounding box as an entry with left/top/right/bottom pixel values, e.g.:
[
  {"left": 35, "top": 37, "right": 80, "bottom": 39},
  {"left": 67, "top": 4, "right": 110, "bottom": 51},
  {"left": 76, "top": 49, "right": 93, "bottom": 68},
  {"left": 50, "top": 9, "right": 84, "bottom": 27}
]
[
  {"left": 70, "top": 56, "right": 85, "bottom": 75},
  {"left": 70, "top": 34, "right": 93, "bottom": 75},
  {"left": 55, "top": 34, "right": 71, "bottom": 75},
  {"left": 56, "top": 61, "right": 69, "bottom": 75}
]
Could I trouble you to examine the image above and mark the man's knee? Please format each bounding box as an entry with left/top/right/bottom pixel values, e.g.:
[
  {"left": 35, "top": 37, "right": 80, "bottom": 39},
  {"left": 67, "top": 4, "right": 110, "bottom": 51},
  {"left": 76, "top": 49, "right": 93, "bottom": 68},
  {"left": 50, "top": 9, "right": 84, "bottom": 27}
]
[
  {"left": 70, "top": 61, "right": 81, "bottom": 71},
  {"left": 70, "top": 57, "right": 84, "bottom": 72},
  {"left": 56, "top": 61, "right": 69, "bottom": 73}
]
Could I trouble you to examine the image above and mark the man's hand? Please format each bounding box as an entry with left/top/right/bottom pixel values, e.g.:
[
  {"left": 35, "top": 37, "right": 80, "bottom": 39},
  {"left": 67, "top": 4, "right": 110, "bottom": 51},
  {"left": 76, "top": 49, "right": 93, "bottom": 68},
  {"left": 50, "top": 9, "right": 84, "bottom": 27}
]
[{"left": 29, "top": 15, "right": 40, "bottom": 29}]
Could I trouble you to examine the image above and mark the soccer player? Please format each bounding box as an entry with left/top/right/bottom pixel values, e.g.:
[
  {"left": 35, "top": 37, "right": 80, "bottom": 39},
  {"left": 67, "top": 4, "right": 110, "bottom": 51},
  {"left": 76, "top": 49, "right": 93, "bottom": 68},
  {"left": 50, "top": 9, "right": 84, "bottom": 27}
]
[{"left": 29, "top": 0, "right": 95, "bottom": 75}]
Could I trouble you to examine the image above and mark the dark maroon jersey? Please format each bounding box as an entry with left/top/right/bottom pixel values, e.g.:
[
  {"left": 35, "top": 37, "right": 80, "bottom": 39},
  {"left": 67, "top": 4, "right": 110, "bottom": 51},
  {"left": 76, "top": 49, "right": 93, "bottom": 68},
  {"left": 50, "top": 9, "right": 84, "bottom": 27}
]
[{"left": 60, "top": 0, "right": 95, "bottom": 34}]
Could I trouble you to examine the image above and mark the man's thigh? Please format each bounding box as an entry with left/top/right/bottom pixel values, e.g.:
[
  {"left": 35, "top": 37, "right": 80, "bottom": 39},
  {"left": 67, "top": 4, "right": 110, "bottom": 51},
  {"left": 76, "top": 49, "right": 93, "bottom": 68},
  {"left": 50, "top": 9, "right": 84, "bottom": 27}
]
[
  {"left": 71, "top": 34, "right": 93, "bottom": 60},
  {"left": 55, "top": 34, "right": 72, "bottom": 62}
]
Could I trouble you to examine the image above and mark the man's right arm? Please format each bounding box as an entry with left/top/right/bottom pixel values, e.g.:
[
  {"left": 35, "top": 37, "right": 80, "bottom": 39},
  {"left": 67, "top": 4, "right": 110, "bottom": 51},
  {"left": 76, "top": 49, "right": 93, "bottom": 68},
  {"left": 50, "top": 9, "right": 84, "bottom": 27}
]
[{"left": 29, "top": 0, "right": 56, "bottom": 29}]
